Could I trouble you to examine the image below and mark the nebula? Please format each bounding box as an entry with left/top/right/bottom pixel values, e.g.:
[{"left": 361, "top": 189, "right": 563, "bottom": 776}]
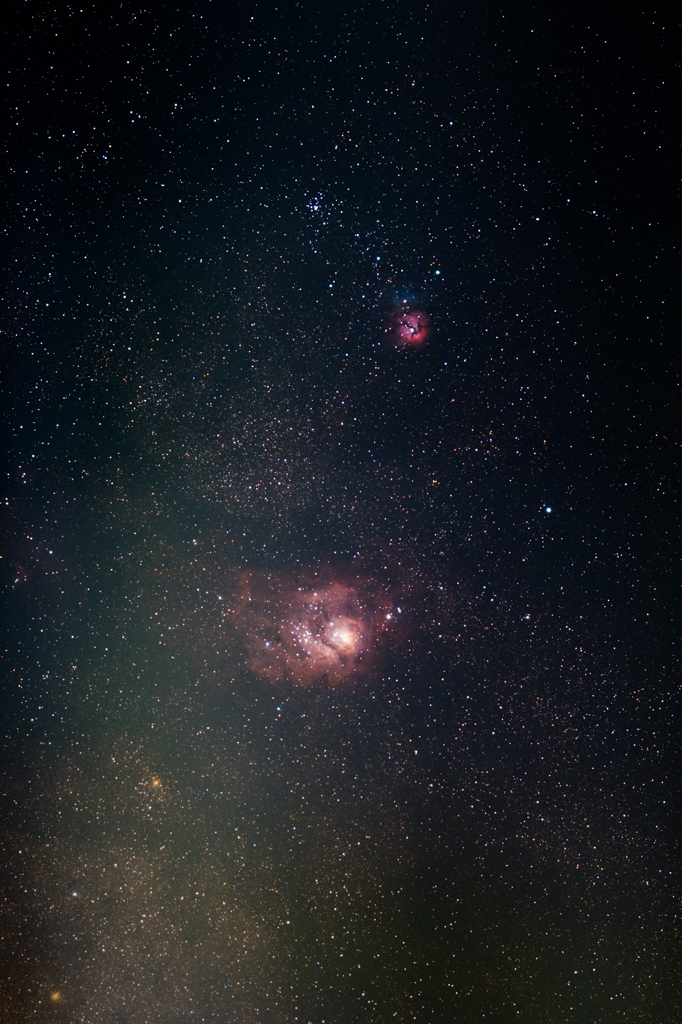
[
  {"left": 387, "top": 305, "right": 432, "bottom": 349},
  {"left": 232, "top": 567, "right": 398, "bottom": 687}
]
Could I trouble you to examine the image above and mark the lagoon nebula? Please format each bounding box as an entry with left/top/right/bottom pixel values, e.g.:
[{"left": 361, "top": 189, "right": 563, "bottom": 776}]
[{"left": 233, "top": 568, "right": 398, "bottom": 687}]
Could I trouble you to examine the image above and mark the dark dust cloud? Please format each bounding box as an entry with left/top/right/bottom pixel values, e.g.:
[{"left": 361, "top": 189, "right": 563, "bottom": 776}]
[{"left": 0, "top": 3, "right": 679, "bottom": 1023}]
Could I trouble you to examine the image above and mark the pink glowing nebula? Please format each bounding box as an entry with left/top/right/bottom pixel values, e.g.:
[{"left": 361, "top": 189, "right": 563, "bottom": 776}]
[
  {"left": 388, "top": 306, "right": 432, "bottom": 349},
  {"left": 233, "top": 569, "right": 397, "bottom": 687}
]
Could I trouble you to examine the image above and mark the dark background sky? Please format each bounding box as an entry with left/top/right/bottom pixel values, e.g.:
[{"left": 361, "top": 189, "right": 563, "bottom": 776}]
[{"left": 0, "top": 2, "right": 680, "bottom": 1023}]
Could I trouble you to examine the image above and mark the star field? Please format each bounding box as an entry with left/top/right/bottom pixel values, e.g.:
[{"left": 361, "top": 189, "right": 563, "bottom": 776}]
[{"left": 0, "top": 2, "right": 679, "bottom": 1023}]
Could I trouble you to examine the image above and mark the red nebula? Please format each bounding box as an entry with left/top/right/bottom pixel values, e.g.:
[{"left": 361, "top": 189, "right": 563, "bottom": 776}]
[
  {"left": 231, "top": 567, "right": 398, "bottom": 688},
  {"left": 388, "top": 306, "right": 432, "bottom": 349}
]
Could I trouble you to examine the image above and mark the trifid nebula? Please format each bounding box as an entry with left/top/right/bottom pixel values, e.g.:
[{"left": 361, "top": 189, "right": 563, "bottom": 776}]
[{"left": 0, "top": 3, "right": 679, "bottom": 1023}]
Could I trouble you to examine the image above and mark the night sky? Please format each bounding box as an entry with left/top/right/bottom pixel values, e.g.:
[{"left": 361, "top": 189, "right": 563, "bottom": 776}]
[{"left": 1, "top": 2, "right": 680, "bottom": 1022}]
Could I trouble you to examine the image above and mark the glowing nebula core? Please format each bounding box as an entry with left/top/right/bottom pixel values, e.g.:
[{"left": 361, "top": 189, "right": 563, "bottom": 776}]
[
  {"left": 387, "top": 305, "right": 432, "bottom": 349},
  {"left": 233, "top": 570, "right": 396, "bottom": 687}
]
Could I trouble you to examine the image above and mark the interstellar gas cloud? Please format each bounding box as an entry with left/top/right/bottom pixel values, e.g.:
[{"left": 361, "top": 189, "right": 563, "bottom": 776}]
[
  {"left": 386, "top": 302, "right": 433, "bottom": 349},
  {"left": 231, "top": 565, "right": 402, "bottom": 687}
]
